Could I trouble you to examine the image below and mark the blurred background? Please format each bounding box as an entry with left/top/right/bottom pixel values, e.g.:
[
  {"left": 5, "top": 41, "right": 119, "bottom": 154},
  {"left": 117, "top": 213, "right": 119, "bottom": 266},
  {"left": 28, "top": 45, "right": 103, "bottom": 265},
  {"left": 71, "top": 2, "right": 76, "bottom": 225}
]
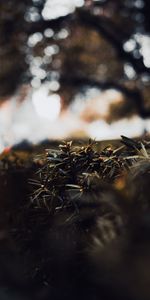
[{"left": 0, "top": 0, "right": 150, "bottom": 151}]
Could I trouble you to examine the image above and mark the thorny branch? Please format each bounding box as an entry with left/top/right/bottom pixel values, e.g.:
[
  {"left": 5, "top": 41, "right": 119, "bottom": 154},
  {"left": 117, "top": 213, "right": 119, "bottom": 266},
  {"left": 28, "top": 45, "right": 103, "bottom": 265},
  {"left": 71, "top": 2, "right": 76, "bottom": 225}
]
[{"left": 31, "top": 136, "right": 150, "bottom": 212}]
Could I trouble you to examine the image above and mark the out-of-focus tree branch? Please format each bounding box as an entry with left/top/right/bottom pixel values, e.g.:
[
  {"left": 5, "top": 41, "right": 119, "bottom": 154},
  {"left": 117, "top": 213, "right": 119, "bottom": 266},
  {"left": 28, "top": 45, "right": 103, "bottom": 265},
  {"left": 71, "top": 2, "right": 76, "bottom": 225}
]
[
  {"left": 26, "top": 14, "right": 73, "bottom": 34},
  {"left": 60, "top": 75, "right": 150, "bottom": 118},
  {"left": 76, "top": 9, "right": 150, "bottom": 75},
  {"left": 26, "top": 6, "right": 150, "bottom": 76},
  {"left": 0, "top": 0, "right": 150, "bottom": 123}
]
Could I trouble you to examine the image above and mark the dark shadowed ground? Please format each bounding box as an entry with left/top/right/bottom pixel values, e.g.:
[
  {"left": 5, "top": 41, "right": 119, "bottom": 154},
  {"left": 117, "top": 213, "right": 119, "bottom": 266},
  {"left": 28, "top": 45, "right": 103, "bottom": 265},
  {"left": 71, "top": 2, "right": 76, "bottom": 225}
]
[{"left": 0, "top": 137, "right": 150, "bottom": 300}]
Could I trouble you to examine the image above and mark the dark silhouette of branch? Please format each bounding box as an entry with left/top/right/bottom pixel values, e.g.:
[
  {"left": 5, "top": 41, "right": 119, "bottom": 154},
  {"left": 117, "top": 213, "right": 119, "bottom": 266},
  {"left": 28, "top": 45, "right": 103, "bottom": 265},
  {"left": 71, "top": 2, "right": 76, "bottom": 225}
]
[
  {"left": 26, "top": 14, "right": 73, "bottom": 35},
  {"left": 26, "top": 8, "right": 150, "bottom": 76},
  {"left": 60, "top": 75, "right": 150, "bottom": 118},
  {"left": 76, "top": 9, "right": 150, "bottom": 75},
  {"left": 142, "top": 0, "right": 150, "bottom": 32}
]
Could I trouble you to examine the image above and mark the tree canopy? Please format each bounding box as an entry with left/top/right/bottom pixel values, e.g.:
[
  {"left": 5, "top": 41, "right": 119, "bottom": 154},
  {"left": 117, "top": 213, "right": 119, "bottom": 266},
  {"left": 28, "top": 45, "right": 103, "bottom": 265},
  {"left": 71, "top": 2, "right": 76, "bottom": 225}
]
[{"left": 0, "top": 0, "right": 150, "bottom": 121}]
